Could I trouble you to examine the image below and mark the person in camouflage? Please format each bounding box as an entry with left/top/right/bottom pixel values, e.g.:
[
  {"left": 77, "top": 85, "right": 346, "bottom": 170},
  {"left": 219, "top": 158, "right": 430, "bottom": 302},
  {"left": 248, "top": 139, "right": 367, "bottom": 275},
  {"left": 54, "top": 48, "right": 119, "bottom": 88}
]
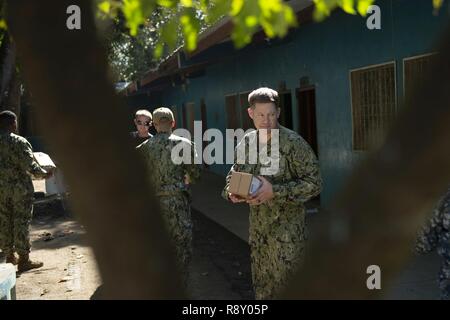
[
  {"left": 0, "top": 110, "right": 51, "bottom": 272},
  {"left": 222, "top": 88, "right": 322, "bottom": 300},
  {"left": 130, "top": 109, "right": 154, "bottom": 147},
  {"left": 415, "top": 186, "right": 450, "bottom": 300},
  {"left": 137, "top": 107, "right": 200, "bottom": 286}
]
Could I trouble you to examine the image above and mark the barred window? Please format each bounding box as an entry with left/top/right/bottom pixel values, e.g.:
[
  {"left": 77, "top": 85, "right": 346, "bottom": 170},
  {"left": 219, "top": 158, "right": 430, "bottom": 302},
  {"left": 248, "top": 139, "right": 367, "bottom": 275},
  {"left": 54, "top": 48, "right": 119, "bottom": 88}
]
[
  {"left": 404, "top": 53, "right": 437, "bottom": 99},
  {"left": 226, "top": 92, "right": 254, "bottom": 131},
  {"left": 225, "top": 94, "right": 239, "bottom": 130},
  {"left": 350, "top": 62, "right": 397, "bottom": 151}
]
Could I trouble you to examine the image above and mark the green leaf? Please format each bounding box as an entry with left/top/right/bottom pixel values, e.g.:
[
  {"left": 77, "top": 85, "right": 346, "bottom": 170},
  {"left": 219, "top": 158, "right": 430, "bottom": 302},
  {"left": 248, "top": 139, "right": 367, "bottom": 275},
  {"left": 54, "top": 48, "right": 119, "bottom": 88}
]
[
  {"left": 98, "top": 1, "right": 111, "bottom": 14},
  {"left": 154, "top": 42, "right": 164, "bottom": 59},
  {"left": 231, "top": 0, "right": 245, "bottom": 16},
  {"left": 313, "top": 0, "right": 334, "bottom": 22},
  {"left": 207, "top": 0, "right": 231, "bottom": 24},
  {"left": 180, "top": 9, "right": 201, "bottom": 51},
  {"left": 245, "top": 15, "right": 258, "bottom": 28},
  {"left": 181, "top": 0, "right": 193, "bottom": 7},
  {"left": 339, "top": 0, "right": 356, "bottom": 15},
  {"left": 123, "top": 0, "right": 144, "bottom": 36},
  {"left": 231, "top": 22, "right": 253, "bottom": 48},
  {"left": 198, "top": 0, "right": 210, "bottom": 12},
  {"left": 157, "top": 0, "right": 178, "bottom": 8},
  {"left": 433, "top": 0, "right": 444, "bottom": 9},
  {"left": 356, "top": 0, "right": 375, "bottom": 16},
  {"left": 0, "top": 19, "right": 7, "bottom": 30},
  {"left": 161, "top": 19, "right": 178, "bottom": 50},
  {"left": 141, "top": 0, "right": 156, "bottom": 17},
  {"left": 121, "top": 0, "right": 155, "bottom": 36}
]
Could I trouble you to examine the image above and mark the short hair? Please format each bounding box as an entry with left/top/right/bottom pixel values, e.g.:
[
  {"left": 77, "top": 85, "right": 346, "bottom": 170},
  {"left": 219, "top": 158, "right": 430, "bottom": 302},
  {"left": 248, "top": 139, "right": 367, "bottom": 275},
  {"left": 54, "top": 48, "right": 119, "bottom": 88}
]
[
  {"left": 152, "top": 107, "right": 174, "bottom": 124},
  {"left": 248, "top": 87, "right": 279, "bottom": 108},
  {"left": 152, "top": 107, "right": 174, "bottom": 132},
  {"left": 0, "top": 110, "right": 17, "bottom": 130},
  {"left": 135, "top": 109, "right": 152, "bottom": 121}
]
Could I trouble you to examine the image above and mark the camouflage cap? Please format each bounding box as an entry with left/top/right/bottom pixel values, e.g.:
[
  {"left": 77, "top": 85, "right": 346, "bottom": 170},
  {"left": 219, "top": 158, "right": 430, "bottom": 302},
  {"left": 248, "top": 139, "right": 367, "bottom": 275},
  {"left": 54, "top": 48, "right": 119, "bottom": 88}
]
[{"left": 153, "top": 107, "right": 174, "bottom": 123}]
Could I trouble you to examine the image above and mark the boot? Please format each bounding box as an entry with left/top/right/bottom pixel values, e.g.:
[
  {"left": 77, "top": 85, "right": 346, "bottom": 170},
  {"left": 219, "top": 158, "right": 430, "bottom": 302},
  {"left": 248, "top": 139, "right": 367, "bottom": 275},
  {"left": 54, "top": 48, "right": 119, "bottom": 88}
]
[
  {"left": 18, "top": 253, "right": 43, "bottom": 272},
  {"left": 6, "top": 252, "right": 18, "bottom": 265}
]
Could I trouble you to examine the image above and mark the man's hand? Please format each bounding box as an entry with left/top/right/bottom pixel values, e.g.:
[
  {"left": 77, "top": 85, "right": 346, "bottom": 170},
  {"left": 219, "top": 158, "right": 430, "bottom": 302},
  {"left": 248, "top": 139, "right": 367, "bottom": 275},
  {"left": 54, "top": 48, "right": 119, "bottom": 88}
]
[
  {"left": 44, "top": 168, "right": 55, "bottom": 179},
  {"left": 228, "top": 193, "right": 246, "bottom": 203},
  {"left": 247, "top": 176, "right": 274, "bottom": 206}
]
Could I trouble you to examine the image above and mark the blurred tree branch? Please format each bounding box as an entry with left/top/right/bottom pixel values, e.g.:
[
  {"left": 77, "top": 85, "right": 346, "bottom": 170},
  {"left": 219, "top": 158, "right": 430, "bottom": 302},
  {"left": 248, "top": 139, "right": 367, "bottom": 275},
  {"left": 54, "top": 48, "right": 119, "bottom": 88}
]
[
  {"left": 283, "top": 24, "right": 450, "bottom": 299},
  {"left": 4, "top": 0, "right": 450, "bottom": 299},
  {"left": 7, "top": 0, "right": 183, "bottom": 299}
]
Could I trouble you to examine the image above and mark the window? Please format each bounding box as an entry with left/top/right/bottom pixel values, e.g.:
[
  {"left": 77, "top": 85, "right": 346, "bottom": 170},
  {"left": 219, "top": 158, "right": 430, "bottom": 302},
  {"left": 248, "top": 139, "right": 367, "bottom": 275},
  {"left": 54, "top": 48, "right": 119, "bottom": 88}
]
[
  {"left": 404, "top": 53, "right": 437, "bottom": 99},
  {"left": 239, "top": 91, "right": 253, "bottom": 130},
  {"left": 183, "top": 102, "right": 195, "bottom": 136},
  {"left": 225, "top": 94, "right": 239, "bottom": 130},
  {"left": 279, "top": 91, "right": 293, "bottom": 130},
  {"left": 350, "top": 62, "right": 397, "bottom": 151}
]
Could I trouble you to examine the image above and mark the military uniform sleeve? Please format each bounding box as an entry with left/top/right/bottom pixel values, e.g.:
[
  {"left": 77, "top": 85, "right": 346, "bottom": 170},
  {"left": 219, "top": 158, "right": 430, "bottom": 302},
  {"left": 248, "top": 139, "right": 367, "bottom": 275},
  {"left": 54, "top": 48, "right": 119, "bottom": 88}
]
[
  {"left": 19, "top": 139, "right": 48, "bottom": 179},
  {"left": 415, "top": 216, "right": 440, "bottom": 254},
  {"left": 185, "top": 142, "right": 201, "bottom": 184},
  {"left": 137, "top": 140, "right": 152, "bottom": 161},
  {"left": 271, "top": 139, "right": 322, "bottom": 202},
  {"left": 415, "top": 190, "right": 448, "bottom": 254}
]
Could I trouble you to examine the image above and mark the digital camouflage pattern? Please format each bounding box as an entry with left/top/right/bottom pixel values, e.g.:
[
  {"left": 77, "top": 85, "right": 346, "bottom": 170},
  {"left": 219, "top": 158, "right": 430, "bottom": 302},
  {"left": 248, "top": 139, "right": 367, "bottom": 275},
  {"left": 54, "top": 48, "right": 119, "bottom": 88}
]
[
  {"left": 137, "top": 132, "right": 200, "bottom": 285},
  {"left": 0, "top": 133, "right": 47, "bottom": 256},
  {"left": 222, "top": 125, "right": 322, "bottom": 299},
  {"left": 416, "top": 186, "right": 450, "bottom": 300}
]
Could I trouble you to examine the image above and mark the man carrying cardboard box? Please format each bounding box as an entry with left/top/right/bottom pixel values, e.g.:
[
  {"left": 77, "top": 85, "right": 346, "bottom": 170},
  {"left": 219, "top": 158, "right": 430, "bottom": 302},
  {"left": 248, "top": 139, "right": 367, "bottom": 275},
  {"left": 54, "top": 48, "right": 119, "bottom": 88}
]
[{"left": 222, "top": 87, "right": 322, "bottom": 299}]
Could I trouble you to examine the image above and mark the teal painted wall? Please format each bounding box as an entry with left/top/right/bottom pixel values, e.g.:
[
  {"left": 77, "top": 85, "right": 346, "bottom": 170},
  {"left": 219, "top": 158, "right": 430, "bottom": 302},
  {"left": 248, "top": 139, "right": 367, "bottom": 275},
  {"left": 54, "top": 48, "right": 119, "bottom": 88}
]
[{"left": 146, "top": 0, "right": 449, "bottom": 206}]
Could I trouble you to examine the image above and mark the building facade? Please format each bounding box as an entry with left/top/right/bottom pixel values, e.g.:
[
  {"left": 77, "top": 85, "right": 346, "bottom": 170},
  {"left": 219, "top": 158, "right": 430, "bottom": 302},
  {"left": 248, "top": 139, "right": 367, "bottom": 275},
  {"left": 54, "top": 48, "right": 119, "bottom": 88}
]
[{"left": 130, "top": 0, "right": 449, "bottom": 205}]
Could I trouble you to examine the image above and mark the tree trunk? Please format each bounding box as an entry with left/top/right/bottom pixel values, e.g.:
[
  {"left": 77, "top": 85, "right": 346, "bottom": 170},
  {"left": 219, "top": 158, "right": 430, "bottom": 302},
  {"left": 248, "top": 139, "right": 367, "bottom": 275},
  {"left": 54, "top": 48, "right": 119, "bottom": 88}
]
[
  {"left": 0, "top": 31, "right": 16, "bottom": 107},
  {"left": 4, "top": 68, "right": 21, "bottom": 128},
  {"left": 6, "top": 0, "right": 450, "bottom": 299},
  {"left": 7, "top": 0, "right": 183, "bottom": 299},
  {"left": 283, "top": 25, "right": 450, "bottom": 299}
]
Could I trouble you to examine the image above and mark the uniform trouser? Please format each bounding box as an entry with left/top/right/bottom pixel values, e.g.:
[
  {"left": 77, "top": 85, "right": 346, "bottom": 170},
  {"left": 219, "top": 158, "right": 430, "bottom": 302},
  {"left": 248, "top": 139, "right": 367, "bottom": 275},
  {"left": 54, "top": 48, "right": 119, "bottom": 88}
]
[
  {"left": 439, "top": 260, "right": 450, "bottom": 300},
  {"left": 0, "top": 194, "right": 33, "bottom": 256},
  {"left": 437, "top": 233, "right": 450, "bottom": 300},
  {"left": 249, "top": 205, "right": 307, "bottom": 300},
  {"left": 159, "top": 194, "right": 193, "bottom": 286}
]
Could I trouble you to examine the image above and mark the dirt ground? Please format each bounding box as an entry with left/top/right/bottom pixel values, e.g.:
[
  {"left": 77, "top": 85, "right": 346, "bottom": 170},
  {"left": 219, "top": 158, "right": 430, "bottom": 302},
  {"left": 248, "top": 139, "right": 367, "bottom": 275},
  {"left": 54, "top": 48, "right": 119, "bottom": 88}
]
[
  {"left": 189, "top": 209, "right": 253, "bottom": 299},
  {"left": 11, "top": 196, "right": 442, "bottom": 300},
  {"left": 12, "top": 196, "right": 253, "bottom": 300},
  {"left": 15, "top": 200, "right": 101, "bottom": 299}
]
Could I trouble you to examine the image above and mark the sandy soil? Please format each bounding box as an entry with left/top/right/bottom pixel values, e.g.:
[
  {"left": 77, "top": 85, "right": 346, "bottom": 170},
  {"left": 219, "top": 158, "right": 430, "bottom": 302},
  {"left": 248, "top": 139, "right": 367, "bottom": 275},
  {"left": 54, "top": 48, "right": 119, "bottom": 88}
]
[{"left": 15, "top": 201, "right": 101, "bottom": 300}]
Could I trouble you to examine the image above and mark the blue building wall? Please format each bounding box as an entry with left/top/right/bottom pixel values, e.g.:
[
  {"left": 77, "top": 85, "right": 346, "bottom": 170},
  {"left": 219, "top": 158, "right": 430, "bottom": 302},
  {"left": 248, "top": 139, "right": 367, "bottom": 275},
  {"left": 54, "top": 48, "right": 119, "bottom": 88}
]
[{"left": 149, "top": 0, "right": 449, "bottom": 206}]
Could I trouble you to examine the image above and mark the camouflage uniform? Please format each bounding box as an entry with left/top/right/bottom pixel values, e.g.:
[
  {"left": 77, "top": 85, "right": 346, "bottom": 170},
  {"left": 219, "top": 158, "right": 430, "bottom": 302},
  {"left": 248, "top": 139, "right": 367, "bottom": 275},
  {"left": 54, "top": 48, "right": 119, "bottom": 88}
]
[
  {"left": 222, "top": 125, "right": 322, "bottom": 299},
  {"left": 0, "top": 133, "right": 47, "bottom": 257},
  {"left": 416, "top": 186, "right": 450, "bottom": 300},
  {"left": 137, "top": 132, "right": 200, "bottom": 284}
]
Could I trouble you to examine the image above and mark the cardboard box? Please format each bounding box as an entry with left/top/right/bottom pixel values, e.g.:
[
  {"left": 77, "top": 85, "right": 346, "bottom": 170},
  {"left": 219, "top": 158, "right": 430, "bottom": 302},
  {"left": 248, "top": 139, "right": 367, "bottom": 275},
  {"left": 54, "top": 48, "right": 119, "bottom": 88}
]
[
  {"left": 229, "top": 172, "right": 262, "bottom": 198},
  {"left": 33, "top": 152, "right": 56, "bottom": 171}
]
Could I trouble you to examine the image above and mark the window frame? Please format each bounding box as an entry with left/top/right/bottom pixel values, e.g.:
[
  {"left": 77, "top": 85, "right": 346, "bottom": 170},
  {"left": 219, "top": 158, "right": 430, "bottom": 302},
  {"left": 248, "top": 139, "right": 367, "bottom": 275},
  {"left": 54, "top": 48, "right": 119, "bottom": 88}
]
[
  {"left": 349, "top": 60, "right": 398, "bottom": 151},
  {"left": 402, "top": 52, "right": 438, "bottom": 98}
]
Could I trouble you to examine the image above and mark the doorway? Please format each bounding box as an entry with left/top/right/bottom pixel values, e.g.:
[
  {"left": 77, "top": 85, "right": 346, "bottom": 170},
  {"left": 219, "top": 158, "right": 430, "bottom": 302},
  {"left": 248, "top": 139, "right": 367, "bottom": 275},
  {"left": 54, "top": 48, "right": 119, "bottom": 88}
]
[{"left": 296, "top": 86, "right": 318, "bottom": 157}]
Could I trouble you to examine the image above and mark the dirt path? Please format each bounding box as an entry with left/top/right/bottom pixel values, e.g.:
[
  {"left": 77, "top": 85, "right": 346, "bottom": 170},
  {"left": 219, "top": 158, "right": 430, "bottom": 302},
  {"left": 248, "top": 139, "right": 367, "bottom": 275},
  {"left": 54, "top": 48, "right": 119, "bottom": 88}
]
[
  {"left": 15, "top": 201, "right": 101, "bottom": 300},
  {"left": 189, "top": 209, "right": 253, "bottom": 299},
  {"left": 13, "top": 198, "right": 253, "bottom": 300}
]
